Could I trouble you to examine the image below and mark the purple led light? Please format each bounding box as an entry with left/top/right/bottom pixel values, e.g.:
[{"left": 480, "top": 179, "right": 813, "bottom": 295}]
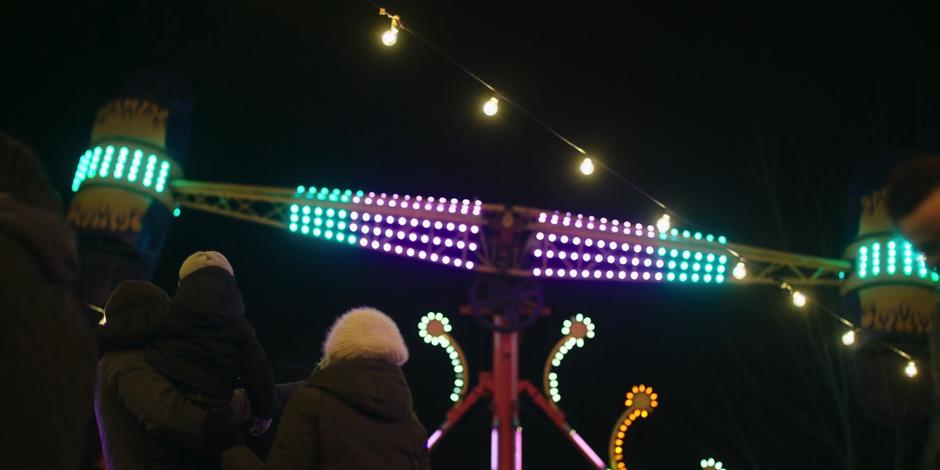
[
  {"left": 360, "top": 238, "right": 368, "bottom": 247},
  {"left": 557, "top": 269, "right": 565, "bottom": 278},
  {"left": 454, "top": 259, "right": 463, "bottom": 267},
  {"left": 593, "top": 270, "right": 602, "bottom": 279},
  {"left": 470, "top": 226, "right": 480, "bottom": 234},
  {"left": 457, "top": 241, "right": 466, "bottom": 249},
  {"left": 466, "top": 261, "right": 475, "bottom": 270},
  {"left": 573, "top": 237, "right": 581, "bottom": 245},
  {"left": 536, "top": 232, "right": 545, "bottom": 240},
  {"left": 569, "top": 430, "right": 604, "bottom": 469},
  {"left": 491, "top": 428, "right": 498, "bottom": 470},
  {"left": 350, "top": 212, "right": 359, "bottom": 220},
  {"left": 445, "top": 239, "right": 454, "bottom": 247},
  {"left": 430, "top": 253, "right": 439, "bottom": 262},
  {"left": 546, "top": 250, "right": 555, "bottom": 259},
  {"left": 407, "top": 248, "right": 415, "bottom": 257},
  {"left": 548, "top": 234, "right": 557, "bottom": 242},
  {"left": 410, "top": 218, "right": 419, "bottom": 227},
  {"left": 468, "top": 243, "right": 478, "bottom": 251},
  {"left": 419, "top": 251, "right": 427, "bottom": 260},
  {"left": 534, "top": 249, "right": 543, "bottom": 257},
  {"left": 655, "top": 272, "right": 663, "bottom": 281},
  {"left": 582, "top": 253, "right": 591, "bottom": 262},
  {"left": 609, "top": 242, "right": 618, "bottom": 250},
  {"left": 395, "top": 246, "right": 403, "bottom": 254},
  {"left": 383, "top": 243, "right": 392, "bottom": 252},
  {"left": 618, "top": 271, "right": 627, "bottom": 280},
  {"left": 631, "top": 272, "right": 639, "bottom": 280},
  {"left": 569, "top": 269, "right": 577, "bottom": 277},
  {"left": 533, "top": 268, "right": 542, "bottom": 276},
  {"left": 558, "top": 251, "right": 568, "bottom": 260},
  {"left": 442, "top": 255, "right": 451, "bottom": 264},
  {"left": 409, "top": 233, "right": 418, "bottom": 242},
  {"left": 597, "top": 240, "right": 606, "bottom": 249},
  {"left": 642, "top": 272, "right": 651, "bottom": 280},
  {"left": 515, "top": 427, "right": 522, "bottom": 470},
  {"left": 594, "top": 254, "right": 603, "bottom": 263},
  {"left": 363, "top": 213, "right": 372, "bottom": 222},
  {"left": 371, "top": 240, "right": 380, "bottom": 249},
  {"left": 458, "top": 224, "right": 467, "bottom": 232},
  {"left": 585, "top": 239, "right": 594, "bottom": 247},
  {"left": 581, "top": 270, "right": 590, "bottom": 278},
  {"left": 546, "top": 268, "right": 555, "bottom": 276},
  {"left": 433, "top": 237, "right": 442, "bottom": 245},
  {"left": 606, "top": 271, "right": 614, "bottom": 279},
  {"left": 427, "top": 429, "right": 443, "bottom": 449},
  {"left": 421, "top": 234, "right": 430, "bottom": 243}
]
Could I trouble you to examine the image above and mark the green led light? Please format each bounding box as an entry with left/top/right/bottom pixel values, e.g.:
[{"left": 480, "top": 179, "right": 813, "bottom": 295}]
[
  {"left": 703, "top": 274, "right": 712, "bottom": 283},
  {"left": 290, "top": 204, "right": 299, "bottom": 213},
  {"left": 313, "top": 228, "right": 322, "bottom": 237},
  {"left": 347, "top": 234, "right": 357, "bottom": 244},
  {"left": 670, "top": 228, "right": 679, "bottom": 236},
  {"left": 338, "top": 221, "right": 347, "bottom": 230},
  {"left": 682, "top": 250, "right": 691, "bottom": 259},
  {"left": 694, "top": 252, "right": 703, "bottom": 261},
  {"left": 679, "top": 273, "right": 688, "bottom": 282},
  {"left": 932, "top": 273, "right": 939, "bottom": 282},
  {"left": 716, "top": 274, "right": 725, "bottom": 283},
  {"left": 356, "top": 190, "right": 365, "bottom": 197},
  {"left": 314, "top": 217, "right": 323, "bottom": 226},
  {"left": 314, "top": 207, "right": 323, "bottom": 216},
  {"left": 325, "top": 230, "right": 334, "bottom": 240},
  {"left": 658, "top": 247, "right": 667, "bottom": 256},
  {"left": 706, "top": 253, "right": 715, "bottom": 262},
  {"left": 297, "top": 185, "right": 305, "bottom": 193},
  {"left": 693, "top": 263, "right": 701, "bottom": 271},
  {"left": 680, "top": 261, "right": 689, "bottom": 270},
  {"left": 302, "top": 206, "right": 311, "bottom": 215},
  {"left": 717, "top": 265, "right": 726, "bottom": 273},
  {"left": 302, "top": 216, "right": 310, "bottom": 224},
  {"left": 289, "top": 223, "right": 298, "bottom": 232},
  {"left": 668, "top": 260, "right": 677, "bottom": 269},
  {"left": 300, "top": 225, "right": 309, "bottom": 235},
  {"left": 718, "top": 236, "right": 727, "bottom": 244},
  {"left": 691, "top": 273, "right": 700, "bottom": 282},
  {"left": 290, "top": 214, "right": 299, "bottom": 222},
  {"left": 706, "top": 234, "right": 715, "bottom": 242},
  {"left": 694, "top": 232, "right": 702, "bottom": 240},
  {"left": 670, "top": 249, "right": 679, "bottom": 258},
  {"left": 337, "top": 233, "right": 346, "bottom": 242},
  {"left": 326, "top": 208, "right": 335, "bottom": 217},
  {"left": 326, "top": 219, "right": 335, "bottom": 228},
  {"left": 718, "top": 255, "right": 727, "bottom": 264},
  {"left": 667, "top": 272, "right": 676, "bottom": 281},
  {"left": 705, "top": 264, "right": 713, "bottom": 272},
  {"left": 682, "top": 230, "right": 691, "bottom": 238},
  {"left": 338, "top": 210, "right": 347, "bottom": 219}
]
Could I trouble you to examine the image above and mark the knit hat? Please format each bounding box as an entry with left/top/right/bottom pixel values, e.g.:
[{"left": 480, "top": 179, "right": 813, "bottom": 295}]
[
  {"left": 179, "top": 251, "right": 234, "bottom": 280},
  {"left": 321, "top": 307, "right": 409, "bottom": 368},
  {"left": 105, "top": 280, "right": 168, "bottom": 318}
]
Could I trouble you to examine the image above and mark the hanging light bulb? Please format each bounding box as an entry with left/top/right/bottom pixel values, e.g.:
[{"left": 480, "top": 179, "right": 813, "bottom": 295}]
[
  {"left": 656, "top": 214, "right": 671, "bottom": 233},
  {"left": 382, "top": 26, "right": 399, "bottom": 46},
  {"left": 379, "top": 9, "right": 401, "bottom": 47},
  {"left": 905, "top": 360, "right": 918, "bottom": 378},
  {"left": 483, "top": 97, "right": 499, "bottom": 116},
  {"left": 732, "top": 261, "right": 747, "bottom": 280},
  {"left": 791, "top": 291, "right": 807, "bottom": 308},
  {"left": 579, "top": 157, "right": 595, "bottom": 176},
  {"left": 841, "top": 330, "right": 856, "bottom": 346}
]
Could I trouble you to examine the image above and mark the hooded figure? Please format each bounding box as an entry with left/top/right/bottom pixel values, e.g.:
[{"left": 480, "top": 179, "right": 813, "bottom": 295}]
[
  {"left": 0, "top": 134, "right": 97, "bottom": 469},
  {"left": 96, "top": 252, "right": 278, "bottom": 438},
  {"left": 220, "top": 307, "right": 431, "bottom": 470}
]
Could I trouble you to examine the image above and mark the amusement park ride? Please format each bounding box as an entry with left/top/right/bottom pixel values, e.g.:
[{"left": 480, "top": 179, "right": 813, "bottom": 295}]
[{"left": 68, "top": 77, "right": 938, "bottom": 469}]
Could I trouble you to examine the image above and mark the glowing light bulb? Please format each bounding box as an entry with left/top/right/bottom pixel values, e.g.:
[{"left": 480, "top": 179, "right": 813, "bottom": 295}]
[
  {"left": 382, "top": 27, "right": 399, "bottom": 46},
  {"left": 579, "top": 157, "right": 595, "bottom": 176},
  {"left": 732, "top": 261, "right": 747, "bottom": 280},
  {"left": 792, "top": 291, "right": 807, "bottom": 308},
  {"left": 483, "top": 97, "right": 499, "bottom": 116},
  {"left": 906, "top": 361, "right": 919, "bottom": 378},
  {"left": 656, "top": 214, "right": 671, "bottom": 233},
  {"left": 842, "top": 330, "right": 856, "bottom": 346}
]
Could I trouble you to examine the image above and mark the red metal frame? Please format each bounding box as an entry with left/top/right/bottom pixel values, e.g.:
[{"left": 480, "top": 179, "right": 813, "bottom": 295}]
[{"left": 427, "top": 320, "right": 605, "bottom": 470}]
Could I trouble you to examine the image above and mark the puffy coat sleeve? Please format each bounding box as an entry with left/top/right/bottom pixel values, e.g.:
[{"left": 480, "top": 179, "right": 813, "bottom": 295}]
[
  {"left": 237, "top": 319, "right": 278, "bottom": 419},
  {"left": 95, "top": 302, "right": 175, "bottom": 353},
  {"left": 221, "top": 388, "right": 319, "bottom": 470}
]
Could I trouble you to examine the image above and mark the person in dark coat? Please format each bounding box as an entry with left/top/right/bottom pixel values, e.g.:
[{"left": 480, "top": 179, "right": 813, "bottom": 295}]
[
  {"left": 96, "top": 280, "right": 210, "bottom": 470},
  {"left": 96, "top": 251, "right": 278, "bottom": 457},
  {"left": 0, "top": 134, "right": 97, "bottom": 468},
  {"left": 219, "top": 307, "right": 431, "bottom": 470}
]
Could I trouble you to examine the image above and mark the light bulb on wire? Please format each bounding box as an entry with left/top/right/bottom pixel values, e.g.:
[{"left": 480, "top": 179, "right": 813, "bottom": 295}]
[
  {"left": 732, "top": 261, "right": 747, "bottom": 280},
  {"left": 579, "top": 157, "right": 595, "bottom": 176},
  {"left": 791, "top": 291, "right": 807, "bottom": 308},
  {"left": 656, "top": 214, "right": 671, "bottom": 233},
  {"left": 841, "top": 330, "right": 856, "bottom": 346},
  {"left": 379, "top": 8, "right": 401, "bottom": 47},
  {"left": 483, "top": 97, "right": 499, "bottom": 116},
  {"left": 382, "top": 27, "right": 399, "bottom": 46},
  {"left": 905, "top": 361, "right": 918, "bottom": 378}
]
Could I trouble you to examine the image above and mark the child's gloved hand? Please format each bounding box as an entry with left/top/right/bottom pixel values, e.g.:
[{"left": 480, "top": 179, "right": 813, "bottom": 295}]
[{"left": 249, "top": 417, "right": 273, "bottom": 436}]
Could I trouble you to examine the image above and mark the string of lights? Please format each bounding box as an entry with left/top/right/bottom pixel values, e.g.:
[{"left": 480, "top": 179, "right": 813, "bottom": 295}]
[{"left": 368, "top": 4, "right": 923, "bottom": 377}]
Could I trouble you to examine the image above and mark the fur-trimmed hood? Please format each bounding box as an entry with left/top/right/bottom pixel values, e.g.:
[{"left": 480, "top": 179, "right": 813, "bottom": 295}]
[{"left": 321, "top": 307, "right": 409, "bottom": 368}]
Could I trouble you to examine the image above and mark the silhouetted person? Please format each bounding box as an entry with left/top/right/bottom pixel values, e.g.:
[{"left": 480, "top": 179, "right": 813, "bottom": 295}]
[
  {"left": 217, "top": 307, "right": 431, "bottom": 470},
  {"left": 0, "top": 133, "right": 97, "bottom": 468}
]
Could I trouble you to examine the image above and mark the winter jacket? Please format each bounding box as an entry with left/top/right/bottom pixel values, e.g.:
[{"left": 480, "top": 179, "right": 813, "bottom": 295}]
[
  {"left": 97, "top": 267, "right": 277, "bottom": 419},
  {"left": 0, "top": 194, "right": 97, "bottom": 469},
  {"left": 220, "top": 359, "right": 431, "bottom": 470}
]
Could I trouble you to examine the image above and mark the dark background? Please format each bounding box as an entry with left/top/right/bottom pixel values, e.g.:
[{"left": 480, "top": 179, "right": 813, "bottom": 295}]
[{"left": 4, "top": 1, "right": 940, "bottom": 468}]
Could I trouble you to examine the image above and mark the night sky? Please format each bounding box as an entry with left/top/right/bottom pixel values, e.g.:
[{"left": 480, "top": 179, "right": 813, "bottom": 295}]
[{"left": 4, "top": 2, "right": 940, "bottom": 469}]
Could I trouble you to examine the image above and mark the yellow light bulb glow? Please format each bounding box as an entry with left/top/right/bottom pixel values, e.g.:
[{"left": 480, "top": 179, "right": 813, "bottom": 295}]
[
  {"left": 483, "top": 97, "right": 499, "bottom": 116},
  {"left": 579, "top": 157, "right": 595, "bottom": 175},
  {"left": 792, "top": 291, "right": 807, "bottom": 308},
  {"left": 906, "top": 361, "right": 918, "bottom": 378},
  {"left": 842, "top": 330, "right": 856, "bottom": 346}
]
